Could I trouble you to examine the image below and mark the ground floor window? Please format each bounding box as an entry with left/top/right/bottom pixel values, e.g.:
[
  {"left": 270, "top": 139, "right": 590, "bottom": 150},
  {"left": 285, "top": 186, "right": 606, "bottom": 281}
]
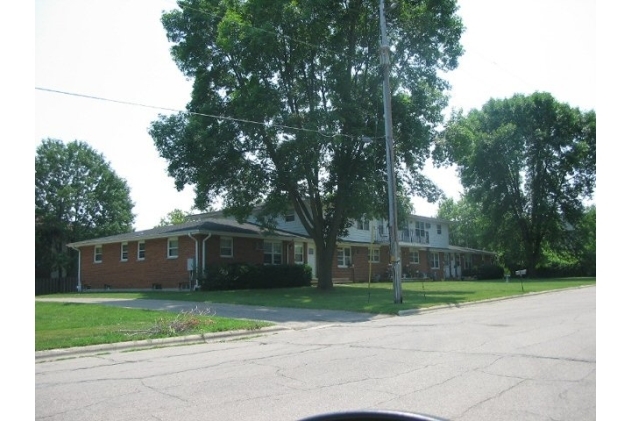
[
  {"left": 167, "top": 238, "right": 178, "bottom": 258},
  {"left": 368, "top": 247, "right": 380, "bottom": 263},
  {"left": 409, "top": 250, "right": 419, "bottom": 264},
  {"left": 464, "top": 254, "right": 472, "bottom": 270},
  {"left": 337, "top": 247, "right": 351, "bottom": 267},
  {"left": 94, "top": 245, "right": 102, "bottom": 263},
  {"left": 264, "top": 241, "right": 282, "bottom": 265},
  {"left": 430, "top": 252, "right": 440, "bottom": 269},
  {"left": 220, "top": 237, "right": 233, "bottom": 257},
  {"left": 294, "top": 244, "right": 304, "bottom": 264}
]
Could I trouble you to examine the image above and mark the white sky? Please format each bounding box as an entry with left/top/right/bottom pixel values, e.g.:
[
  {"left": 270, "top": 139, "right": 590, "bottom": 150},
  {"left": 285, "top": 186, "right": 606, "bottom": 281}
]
[{"left": 33, "top": 0, "right": 597, "bottom": 231}]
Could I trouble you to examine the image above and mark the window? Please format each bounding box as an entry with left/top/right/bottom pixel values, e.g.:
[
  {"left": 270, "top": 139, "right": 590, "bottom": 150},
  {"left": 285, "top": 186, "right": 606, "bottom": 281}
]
[
  {"left": 167, "top": 238, "right": 178, "bottom": 258},
  {"left": 356, "top": 218, "right": 370, "bottom": 231},
  {"left": 294, "top": 244, "right": 304, "bottom": 264},
  {"left": 414, "top": 221, "right": 425, "bottom": 239},
  {"left": 409, "top": 250, "right": 419, "bottom": 264},
  {"left": 137, "top": 241, "right": 145, "bottom": 260},
  {"left": 430, "top": 252, "right": 440, "bottom": 269},
  {"left": 337, "top": 247, "right": 351, "bottom": 267},
  {"left": 120, "top": 242, "right": 128, "bottom": 261},
  {"left": 437, "top": 224, "right": 442, "bottom": 235},
  {"left": 464, "top": 254, "right": 472, "bottom": 270},
  {"left": 426, "top": 223, "right": 431, "bottom": 229},
  {"left": 264, "top": 241, "right": 282, "bottom": 265},
  {"left": 220, "top": 237, "right": 233, "bottom": 257},
  {"left": 94, "top": 245, "right": 102, "bottom": 263},
  {"left": 285, "top": 211, "right": 295, "bottom": 222},
  {"left": 368, "top": 247, "right": 380, "bottom": 263}
]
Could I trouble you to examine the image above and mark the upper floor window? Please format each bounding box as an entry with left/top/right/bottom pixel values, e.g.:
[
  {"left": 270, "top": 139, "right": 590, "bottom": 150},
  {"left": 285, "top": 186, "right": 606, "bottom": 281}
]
[
  {"left": 94, "top": 245, "right": 103, "bottom": 263},
  {"left": 120, "top": 242, "right": 128, "bottom": 262},
  {"left": 414, "top": 221, "right": 426, "bottom": 238},
  {"left": 294, "top": 244, "right": 304, "bottom": 264},
  {"left": 430, "top": 252, "right": 440, "bottom": 269},
  {"left": 437, "top": 224, "right": 442, "bottom": 235},
  {"left": 285, "top": 211, "right": 295, "bottom": 222},
  {"left": 337, "top": 247, "right": 352, "bottom": 267},
  {"left": 137, "top": 241, "right": 145, "bottom": 260},
  {"left": 264, "top": 241, "right": 282, "bottom": 265},
  {"left": 220, "top": 237, "right": 233, "bottom": 257},
  {"left": 368, "top": 247, "right": 380, "bottom": 263},
  {"left": 356, "top": 218, "right": 370, "bottom": 231},
  {"left": 167, "top": 238, "right": 178, "bottom": 258}
]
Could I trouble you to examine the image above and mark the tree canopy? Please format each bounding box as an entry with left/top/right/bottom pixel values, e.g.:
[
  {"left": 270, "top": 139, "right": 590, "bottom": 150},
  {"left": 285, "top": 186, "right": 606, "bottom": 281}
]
[
  {"left": 35, "top": 139, "right": 135, "bottom": 277},
  {"left": 150, "top": 0, "right": 464, "bottom": 289},
  {"left": 434, "top": 92, "right": 596, "bottom": 275},
  {"left": 156, "top": 208, "right": 190, "bottom": 227}
]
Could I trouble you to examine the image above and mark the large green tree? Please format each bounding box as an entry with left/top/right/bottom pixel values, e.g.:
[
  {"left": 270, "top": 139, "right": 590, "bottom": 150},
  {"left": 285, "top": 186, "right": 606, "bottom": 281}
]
[
  {"left": 35, "top": 139, "right": 135, "bottom": 277},
  {"left": 150, "top": 0, "right": 464, "bottom": 289},
  {"left": 156, "top": 208, "right": 190, "bottom": 227},
  {"left": 434, "top": 93, "right": 596, "bottom": 275}
]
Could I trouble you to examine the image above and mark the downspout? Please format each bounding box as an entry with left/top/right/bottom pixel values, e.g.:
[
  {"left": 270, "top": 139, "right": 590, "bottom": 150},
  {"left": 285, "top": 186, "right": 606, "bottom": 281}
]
[
  {"left": 70, "top": 246, "right": 81, "bottom": 292},
  {"left": 201, "top": 233, "right": 212, "bottom": 289},
  {"left": 188, "top": 233, "right": 199, "bottom": 289}
]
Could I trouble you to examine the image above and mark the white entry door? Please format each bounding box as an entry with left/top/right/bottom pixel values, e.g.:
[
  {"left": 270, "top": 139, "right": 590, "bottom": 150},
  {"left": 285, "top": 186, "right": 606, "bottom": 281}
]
[{"left": 307, "top": 244, "right": 317, "bottom": 279}]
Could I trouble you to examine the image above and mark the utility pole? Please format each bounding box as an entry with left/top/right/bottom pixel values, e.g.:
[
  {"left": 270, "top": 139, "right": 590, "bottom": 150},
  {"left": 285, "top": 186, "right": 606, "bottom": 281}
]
[{"left": 379, "top": 0, "right": 403, "bottom": 304}]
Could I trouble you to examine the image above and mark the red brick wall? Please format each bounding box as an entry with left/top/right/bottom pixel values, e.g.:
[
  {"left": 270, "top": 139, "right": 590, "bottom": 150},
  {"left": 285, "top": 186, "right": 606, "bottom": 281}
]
[
  {"left": 79, "top": 235, "right": 198, "bottom": 289},
  {"left": 78, "top": 235, "right": 301, "bottom": 289}
]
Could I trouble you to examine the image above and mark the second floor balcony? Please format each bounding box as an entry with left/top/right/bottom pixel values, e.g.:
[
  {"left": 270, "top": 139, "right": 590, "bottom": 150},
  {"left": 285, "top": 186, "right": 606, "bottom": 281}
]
[{"left": 376, "top": 227, "right": 430, "bottom": 245}]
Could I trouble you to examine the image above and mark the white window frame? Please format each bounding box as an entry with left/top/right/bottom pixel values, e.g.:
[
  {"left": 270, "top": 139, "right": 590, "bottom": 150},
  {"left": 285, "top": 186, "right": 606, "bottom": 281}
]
[
  {"left": 337, "top": 247, "right": 352, "bottom": 267},
  {"left": 94, "top": 245, "right": 103, "bottom": 263},
  {"left": 264, "top": 241, "right": 282, "bottom": 265},
  {"left": 220, "top": 237, "right": 233, "bottom": 258},
  {"left": 120, "top": 242, "right": 128, "bottom": 262},
  {"left": 356, "top": 218, "right": 370, "bottom": 231},
  {"left": 294, "top": 244, "right": 304, "bottom": 264},
  {"left": 464, "top": 254, "right": 472, "bottom": 270},
  {"left": 410, "top": 250, "right": 420, "bottom": 264},
  {"left": 137, "top": 241, "right": 145, "bottom": 260},
  {"left": 167, "top": 237, "right": 178, "bottom": 259},
  {"left": 284, "top": 211, "right": 295, "bottom": 222},
  {"left": 415, "top": 221, "right": 425, "bottom": 238},
  {"left": 431, "top": 252, "right": 440, "bottom": 269},
  {"left": 437, "top": 224, "right": 442, "bottom": 235},
  {"left": 368, "top": 247, "right": 380, "bottom": 263}
]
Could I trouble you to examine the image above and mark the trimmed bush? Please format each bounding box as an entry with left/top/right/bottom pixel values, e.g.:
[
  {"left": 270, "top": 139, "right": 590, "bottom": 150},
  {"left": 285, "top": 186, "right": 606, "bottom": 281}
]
[
  {"left": 475, "top": 264, "right": 505, "bottom": 280},
  {"left": 200, "top": 263, "right": 312, "bottom": 291}
]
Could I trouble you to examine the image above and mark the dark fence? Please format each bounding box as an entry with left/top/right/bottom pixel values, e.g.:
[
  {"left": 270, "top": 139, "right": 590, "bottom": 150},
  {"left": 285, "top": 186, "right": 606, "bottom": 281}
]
[{"left": 35, "top": 277, "right": 78, "bottom": 295}]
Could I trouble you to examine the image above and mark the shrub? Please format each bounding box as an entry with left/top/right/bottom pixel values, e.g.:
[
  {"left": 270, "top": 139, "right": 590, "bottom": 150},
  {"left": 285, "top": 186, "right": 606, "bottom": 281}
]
[
  {"left": 476, "top": 264, "right": 505, "bottom": 280},
  {"left": 200, "top": 263, "right": 312, "bottom": 291}
]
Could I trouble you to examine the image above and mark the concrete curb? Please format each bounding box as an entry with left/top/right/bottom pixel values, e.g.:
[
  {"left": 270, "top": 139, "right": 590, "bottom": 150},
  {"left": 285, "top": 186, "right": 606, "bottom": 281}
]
[{"left": 35, "top": 325, "right": 289, "bottom": 361}]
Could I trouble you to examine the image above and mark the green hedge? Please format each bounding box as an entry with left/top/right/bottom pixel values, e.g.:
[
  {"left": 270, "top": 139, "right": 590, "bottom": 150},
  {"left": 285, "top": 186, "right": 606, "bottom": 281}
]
[
  {"left": 462, "top": 264, "right": 505, "bottom": 280},
  {"left": 200, "top": 263, "right": 312, "bottom": 291}
]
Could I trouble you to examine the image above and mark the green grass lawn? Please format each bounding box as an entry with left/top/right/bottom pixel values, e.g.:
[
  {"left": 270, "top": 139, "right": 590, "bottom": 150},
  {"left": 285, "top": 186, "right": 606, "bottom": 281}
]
[
  {"left": 35, "top": 302, "right": 272, "bottom": 351},
  {"left": 46, "top": 277, "right": 595, "bottom": 314},
  {"left": 36, "top": 278, "right": 594, "bottom": 351}
]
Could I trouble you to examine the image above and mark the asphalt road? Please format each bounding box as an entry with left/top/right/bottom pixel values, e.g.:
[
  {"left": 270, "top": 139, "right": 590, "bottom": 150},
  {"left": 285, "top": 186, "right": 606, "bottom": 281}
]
[{"left": 35, "top": 286, "right": 595, "bottom": 421}]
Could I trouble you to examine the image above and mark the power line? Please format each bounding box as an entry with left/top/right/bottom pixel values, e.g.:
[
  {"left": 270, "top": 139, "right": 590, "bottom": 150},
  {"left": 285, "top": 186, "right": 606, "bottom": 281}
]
[{"left": 35, "top": 86, "right": 358, "bottom": 140}]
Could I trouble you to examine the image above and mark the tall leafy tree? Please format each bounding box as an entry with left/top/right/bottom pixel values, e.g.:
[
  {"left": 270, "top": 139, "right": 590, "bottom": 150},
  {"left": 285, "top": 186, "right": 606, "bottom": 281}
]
[
  {"left": 35, "top": 139, "right": 135, "bottom": 277},
  {"left": 434, "top": 93, "right": 596, "bottom": 275},
  {"left": 436, "top": 196, "right": 490, "bottom": 251},
  {"left": 156, "top": 208, "right": 190, "bottom": 227},
  {"left": 150, "top": 0, "right": 464, "bottom": 289}
]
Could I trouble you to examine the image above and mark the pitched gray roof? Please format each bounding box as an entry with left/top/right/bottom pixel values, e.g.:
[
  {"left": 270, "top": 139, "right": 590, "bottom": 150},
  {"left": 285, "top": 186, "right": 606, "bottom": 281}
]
[{"left": 67, "top": 217, "right": 306, "bottom": 248}]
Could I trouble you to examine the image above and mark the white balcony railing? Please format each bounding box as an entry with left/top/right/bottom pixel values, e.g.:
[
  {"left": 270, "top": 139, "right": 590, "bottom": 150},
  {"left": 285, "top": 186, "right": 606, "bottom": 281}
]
[{"left": 376, "top": 228, "right": 430, "bottom": 245}]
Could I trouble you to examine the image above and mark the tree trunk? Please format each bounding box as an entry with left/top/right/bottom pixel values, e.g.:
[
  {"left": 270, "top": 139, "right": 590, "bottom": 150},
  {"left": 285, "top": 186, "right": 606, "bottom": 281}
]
[{"left": 315, "top": 243, "right": 336, "bottom": 290}]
